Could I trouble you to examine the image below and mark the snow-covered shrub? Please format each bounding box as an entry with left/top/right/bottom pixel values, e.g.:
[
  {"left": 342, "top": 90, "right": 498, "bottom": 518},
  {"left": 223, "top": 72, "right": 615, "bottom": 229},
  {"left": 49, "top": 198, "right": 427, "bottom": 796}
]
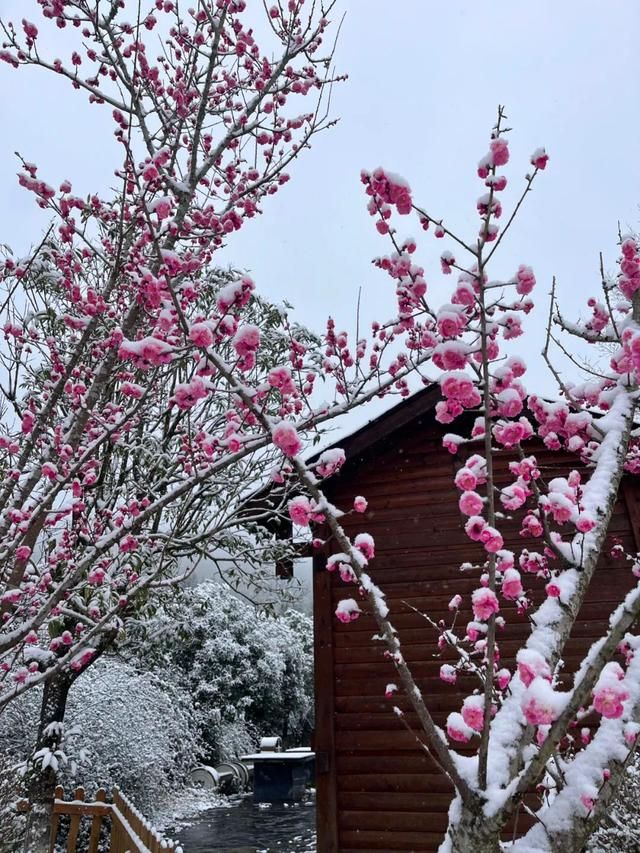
[
  {"left": 587, "top": 759, "right": 640, "bottom": 852},
  {"left": 0, "top": 658, "right": 201, "bottom": 818},
  {"left": 66, "top": 660, "right": 200, "bottom": 811},
  {"left": 0, "top": 752, "right": 26, "bottom": 853},
  {"left": 0, "top": 688, "right": 40, "bottom": 851},
  {"left": 128, "top": 582, "right": 314, "bottom": 762}
]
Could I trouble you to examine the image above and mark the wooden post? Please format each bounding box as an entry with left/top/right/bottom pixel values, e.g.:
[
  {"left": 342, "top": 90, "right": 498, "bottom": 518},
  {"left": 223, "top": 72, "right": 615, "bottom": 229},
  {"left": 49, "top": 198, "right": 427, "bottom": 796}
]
[
  {"left": 88, "top": 788, "right": 107, "bottom": 853},
  {"left": 48, "top": 785, "right": 65, "bottom": 853},
  {"left": 109, "top": 790, "right": 122, "bottom": 853},
  {"left": 66, "top": 787, "right": 85, "bottom": 853}
]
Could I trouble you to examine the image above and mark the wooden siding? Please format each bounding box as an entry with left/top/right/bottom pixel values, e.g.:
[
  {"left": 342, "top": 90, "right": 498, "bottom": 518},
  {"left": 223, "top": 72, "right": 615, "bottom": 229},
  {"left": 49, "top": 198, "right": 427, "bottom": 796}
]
[{"left": 314, "top": 419, "right": 640, "bottom": 852}]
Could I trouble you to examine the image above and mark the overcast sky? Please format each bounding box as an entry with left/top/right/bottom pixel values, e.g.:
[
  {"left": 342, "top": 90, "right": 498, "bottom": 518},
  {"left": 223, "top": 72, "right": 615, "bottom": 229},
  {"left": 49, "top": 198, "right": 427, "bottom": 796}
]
[{"left": 1, "top": 0, "right": 639, "bottom": 416}]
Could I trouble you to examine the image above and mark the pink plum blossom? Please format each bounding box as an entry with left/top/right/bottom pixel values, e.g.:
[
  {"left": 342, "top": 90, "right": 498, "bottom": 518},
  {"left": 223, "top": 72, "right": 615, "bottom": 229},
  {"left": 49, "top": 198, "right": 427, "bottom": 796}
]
[
  {"left": 335, "top": 598, "right": 361, "bottom": 624},
  {"left": 268, "top": 366, "right": 296, "bottom": 396},
  {"left": 480, "top": 525, "right": 504, "bottom": 553},
  {"left": 490, "top": 138, "right": 509, "bottom": 166},
  {"left": 465, "top": 515, "right": 487, "bottom": 542},
  {"left": 576, "top": 514, "right": 596, "bottom": 533},
  {"left": 461, "top": 695, "right": 484, "bottom": 731},
  {"left": 472, "top": 587, "right": 500, "bottom": 621},
  {"left": 440, "top": 371, "right": 474, "bottom": 400},
  {"left": 88, "top": 568, "right": 106, "bottom": 585},
  {"left": 233, "top": 324, "right": 261, "bottom": 357},
  {"left": 593, "top": 662, "right": 629, "bottom": 719},
  {"left": 496, "top": 550, "right": 515, "bottom": 571},
  {"left": 41, "top": 462, "right": 58, "bottom": 480},
  {"left": 580, "top": 793, "right": 596, "bottom": 813},
  {"left": 1, "top": 589, "right": 22, "bottom": 605},
  {"left": 189, "top": 322, "right": 214, "bottom": 348},
  {"left": 459, "top": 491, "right": 484, "bottom": 516},
  {"left": 496, "top": 669, "right": 511, "bottom": 691},
  {"left": 530, "top": 147, "right": 549, "bottom": 170},
  {"left": 440, "top": 664, "right": 457, "bottom": 685},
  {"left": 500, "top": 484, "right": 528, "bottom": 511},
  {"left": 515, "top": 265, "right": 536, "bottom": 295},
  {"left": 517, "top": 649, "right": 551, "bottom": 687},
  {"left": 272, "top": 422, "right": 302, "bottom": 457},
  {"left": 353, "top": 496, "right": 368, "bottom": 513},
  {"left": 288, "top": 496, "right": 313, "bottom": 527},
  {"left": 454, "top": 467, "right": 477, "bottom": 491},
  {"left": 493, "top": 418, "right": 533, "bottom": 448},
  {"left": 545, "top": 580, "right": 561, "bottom": 598},
  {"left": 447, "top": 712, "right": 473, "bottom": 744},
  {"left": 354, "top": 533, "right": 375, "bottom": 561},
  {"left": 521, "top": 678, "right": 564, "bottom": 726},
  {"left": 316, "top": 448, "right": 346, "bottom": 478},
  {"left": 173, "top": 377, "right": 209, "bottom": 410},
  {"left": 501, "top": 569, "right": 523, "bottom": 601}
]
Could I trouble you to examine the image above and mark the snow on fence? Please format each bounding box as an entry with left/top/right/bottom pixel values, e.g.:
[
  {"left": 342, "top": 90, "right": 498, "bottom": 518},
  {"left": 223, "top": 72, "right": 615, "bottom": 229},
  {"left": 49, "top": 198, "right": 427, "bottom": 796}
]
[{"left": 50, "top": 785, "right": 182, "bottom": 853}]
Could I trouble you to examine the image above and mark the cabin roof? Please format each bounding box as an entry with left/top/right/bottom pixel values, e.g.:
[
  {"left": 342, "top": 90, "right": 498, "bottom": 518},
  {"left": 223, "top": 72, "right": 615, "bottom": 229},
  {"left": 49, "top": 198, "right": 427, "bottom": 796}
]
[{"left": 312, "top": 384, "right": 441, "bottom": 463}]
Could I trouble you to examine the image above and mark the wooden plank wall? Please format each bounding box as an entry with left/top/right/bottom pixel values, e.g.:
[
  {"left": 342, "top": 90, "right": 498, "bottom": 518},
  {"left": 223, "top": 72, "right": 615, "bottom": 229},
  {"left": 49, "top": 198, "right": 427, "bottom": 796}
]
[{"left": 314, "top": 421, "right": 640, "bottom": 852}]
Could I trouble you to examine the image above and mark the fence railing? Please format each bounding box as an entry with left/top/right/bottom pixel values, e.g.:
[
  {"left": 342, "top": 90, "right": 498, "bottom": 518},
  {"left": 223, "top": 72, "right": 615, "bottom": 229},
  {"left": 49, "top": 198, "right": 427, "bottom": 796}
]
[{"left": 49, "top": 786, "right": 181, "bottom": 853}]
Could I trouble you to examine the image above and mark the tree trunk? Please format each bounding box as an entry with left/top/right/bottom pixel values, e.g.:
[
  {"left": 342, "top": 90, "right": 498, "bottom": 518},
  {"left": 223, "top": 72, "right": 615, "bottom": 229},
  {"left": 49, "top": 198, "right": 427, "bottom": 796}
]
[
  {"left": 445, "top": 800, "right": 503, "bottom": 853},
  {"left": 21, "top": 671, "right": 75, "bottom": 853}
]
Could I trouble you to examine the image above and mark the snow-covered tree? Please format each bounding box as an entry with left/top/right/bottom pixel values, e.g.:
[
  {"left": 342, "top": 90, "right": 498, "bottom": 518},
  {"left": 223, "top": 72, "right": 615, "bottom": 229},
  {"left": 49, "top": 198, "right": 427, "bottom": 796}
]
[
  {"left": 282, "top": 110, "right": 640, "bottom": 851},
  {"left": 0, "top": 657, "right": 201, "bottom": 845},
  {"left": 0, "top": 3, "right": 442, "bottom": 848},
  {"left": 127, "top": 581, "right": 314, "bottom": 762}
]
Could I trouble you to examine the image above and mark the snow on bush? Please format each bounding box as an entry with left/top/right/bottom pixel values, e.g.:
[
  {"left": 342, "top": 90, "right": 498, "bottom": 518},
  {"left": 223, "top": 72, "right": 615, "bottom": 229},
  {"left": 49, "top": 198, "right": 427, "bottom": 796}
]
[
  {"left": 127, "top": 582, "right": 314, "bottom": 763},
  {"left": 587, "top": 758, "right": 640, "bottom": 852},
  {"left": 0, "top": 658, "right": 200, "bottom": 822}
]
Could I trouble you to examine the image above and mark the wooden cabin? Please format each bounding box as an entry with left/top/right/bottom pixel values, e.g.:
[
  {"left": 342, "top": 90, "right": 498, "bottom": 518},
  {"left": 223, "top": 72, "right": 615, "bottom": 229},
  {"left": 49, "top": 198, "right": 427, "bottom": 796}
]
[{"left": 312, "top": 386, "right": 640, "bottom": 852}]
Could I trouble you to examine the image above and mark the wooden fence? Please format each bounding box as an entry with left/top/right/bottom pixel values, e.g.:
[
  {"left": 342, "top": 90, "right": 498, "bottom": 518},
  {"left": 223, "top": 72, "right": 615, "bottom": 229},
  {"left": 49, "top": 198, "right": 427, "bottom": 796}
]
[{"left": 49, "top": 786, "right": 181, "bottom": 853}]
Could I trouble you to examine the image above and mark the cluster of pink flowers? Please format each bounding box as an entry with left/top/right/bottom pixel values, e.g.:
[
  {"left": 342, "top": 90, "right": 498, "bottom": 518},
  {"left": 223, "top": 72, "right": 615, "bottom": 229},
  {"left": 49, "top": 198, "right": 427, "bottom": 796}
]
[
  {"left": 268, "top": 366, "right": 296, "bottom": 397},
  {"left": 618, "top": 237, "right": 640, "bottom": 300},
  {"left": 118, "top": 336, "right": 174, "bottom": 370},
  {"left": 233, "top": 324, "right": 261, "bottom": 371},
  {"left": 528, "top": 396, "right": 594, "bottom": 453},
  {"left": 315, "top": 448, "right": 346, "bottom": 478},
  {"left": 461, "top": 694, "right": 485, "bottom": 731},
  {"left": 0, "top": 0, "right": 365, "bottom": 702},
  {"left": 272, "top": 422, "right": 302, "bottom": 458},
  {"left": 362, "top": 167, "right": 413, "bottom": 234},
  {"left": 446, "top": 712, "right": 474, "bottom": 744},
  {"left": 521, "top": 677, "right": 565, "bottom": 726},
  {"left": 592, "top": 662, "right": 629, "bottom": 719},
  {"left": 501, "top": 568, "right": 523, "bottom": 600},
  {"left": 354, "top": 533, "right": 375, "bottom": 561},
  {"left": 173, "top": 377, "right": 209, "bottom": 411},
  {"left": 517, "top": 649, "right": 552, "bottom": 687},
  {"left": 335, "top": 598, "right": 361, "bottom": 624},
  {"left": 472, "top": 587, "right": 500, "bottom": 621},
  {"left": 477, "top": 137, "right": 509, "bottom": 178},
  {"left": 464, "top": 516, "right": 504, "bottom": 554},
  {"left": 439, "top": 371, "right": 479, "bottom": 406},
  {"left": 518, "top": 549, "right": 547, "bottom": 575}
]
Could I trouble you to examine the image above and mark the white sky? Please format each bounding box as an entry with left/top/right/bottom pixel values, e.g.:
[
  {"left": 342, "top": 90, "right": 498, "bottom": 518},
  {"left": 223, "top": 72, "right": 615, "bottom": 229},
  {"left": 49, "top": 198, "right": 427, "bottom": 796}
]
[{"left": 1, "top": 0, "right": 639, "bottom": 413}]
